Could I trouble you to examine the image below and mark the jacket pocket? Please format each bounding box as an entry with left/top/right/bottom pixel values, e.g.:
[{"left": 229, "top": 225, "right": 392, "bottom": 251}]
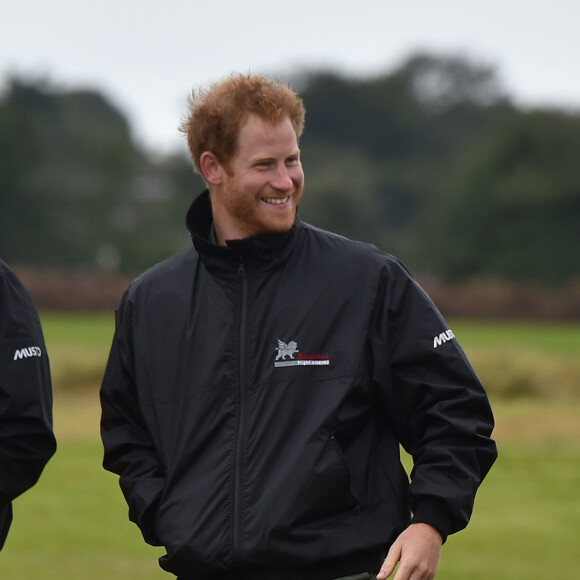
[
  {"left": 120, "top": 476, "right": 165, "bottom": 546},
  {"left": 329, "top": 434, "right": 361, "bottom": 514}
]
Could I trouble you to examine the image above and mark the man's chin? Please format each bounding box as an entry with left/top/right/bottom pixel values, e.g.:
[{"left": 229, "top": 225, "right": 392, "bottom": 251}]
[{"left": 256, "top": 217, "right": 296, "bottom": 236}]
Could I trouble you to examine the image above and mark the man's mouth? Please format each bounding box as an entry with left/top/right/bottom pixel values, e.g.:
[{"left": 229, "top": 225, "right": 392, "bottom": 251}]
[{"left": 262, "top": 196, "right": 290, "bottom": 205}]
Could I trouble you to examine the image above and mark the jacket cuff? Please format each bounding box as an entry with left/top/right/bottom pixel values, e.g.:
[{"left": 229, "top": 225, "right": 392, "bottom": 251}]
[{"left": 410, "top": 499, "right": 453, "bottom": 543}]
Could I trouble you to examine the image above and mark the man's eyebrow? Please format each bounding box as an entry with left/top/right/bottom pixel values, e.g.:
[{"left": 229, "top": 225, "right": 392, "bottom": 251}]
[{"left": 251, "top": 149, "right": 300, "bottom": 162}]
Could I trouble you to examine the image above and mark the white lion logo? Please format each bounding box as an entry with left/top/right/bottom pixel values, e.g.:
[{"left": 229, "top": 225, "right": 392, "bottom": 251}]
[{"left": 275, "top": 340, "right": 299, "bottom": 361}]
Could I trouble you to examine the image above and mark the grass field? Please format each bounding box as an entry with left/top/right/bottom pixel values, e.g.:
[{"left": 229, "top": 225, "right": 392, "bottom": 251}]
[{"left": 2, "top": 313, "right": 579, "bottom": 578}]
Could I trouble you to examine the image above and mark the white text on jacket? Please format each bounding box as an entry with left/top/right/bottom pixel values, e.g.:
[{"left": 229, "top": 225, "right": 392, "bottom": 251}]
[
  {"left": 433, "top": 330, "right": 455, "bottom": 349},
  {"left": 13, "top": 346, "right": 42, "bottom": 360}
]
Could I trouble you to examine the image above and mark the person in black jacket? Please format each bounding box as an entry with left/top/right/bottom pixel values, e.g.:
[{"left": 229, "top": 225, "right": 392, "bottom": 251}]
[
  {"left": 0, "top": 259, "right": 56, "bottom": 550},
  {"left": 100, "top": 74, "right": 497, "bottom": 580}
]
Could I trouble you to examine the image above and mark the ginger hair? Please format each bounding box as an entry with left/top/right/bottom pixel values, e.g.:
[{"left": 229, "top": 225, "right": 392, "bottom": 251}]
[{"left": 180, "top": 73, "right": 305, "bottom": 174}]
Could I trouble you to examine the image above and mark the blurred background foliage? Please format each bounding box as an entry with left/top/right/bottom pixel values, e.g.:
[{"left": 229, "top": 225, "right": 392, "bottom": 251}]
[{"left": 1, "top": 52, "right": 579, "bottom": 286}]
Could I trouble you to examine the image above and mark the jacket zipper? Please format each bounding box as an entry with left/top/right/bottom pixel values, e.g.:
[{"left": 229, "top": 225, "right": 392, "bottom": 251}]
[{"left": 233, "top": 259, "right": 247, "bottom": 561}]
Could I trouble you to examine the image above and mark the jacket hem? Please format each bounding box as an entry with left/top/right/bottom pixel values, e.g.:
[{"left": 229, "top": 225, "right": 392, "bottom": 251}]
[{"left": 173, "top": 550, "right": 384, "bottom": 580}]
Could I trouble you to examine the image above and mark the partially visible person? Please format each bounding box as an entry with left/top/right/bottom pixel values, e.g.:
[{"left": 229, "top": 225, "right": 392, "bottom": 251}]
[{"left": 0, "top": 259, "right": 57, "bottom": 550}]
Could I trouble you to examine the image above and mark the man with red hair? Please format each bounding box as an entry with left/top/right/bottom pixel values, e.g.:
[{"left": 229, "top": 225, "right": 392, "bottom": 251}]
[{"left": 101, "top": 73, "right": 496, "bottom": 580}]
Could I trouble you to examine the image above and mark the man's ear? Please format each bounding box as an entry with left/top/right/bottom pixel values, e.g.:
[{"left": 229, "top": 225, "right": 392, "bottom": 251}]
[{"left": 200, "top": 151, "right": 224, "bottom": 185}]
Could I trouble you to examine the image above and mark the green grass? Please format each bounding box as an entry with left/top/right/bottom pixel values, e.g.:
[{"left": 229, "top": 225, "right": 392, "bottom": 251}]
[
  {"left": 451, "top": 319, "right": 580, "bottom": 356},
  {"left": 437, "top": 438, "right": 580, "bottom": 579},
  {"left": 39, "top": 312, "right": 114, "bottom": 392},
  {"left": 2, "top": 439, "right": 166, "bottom": 579},
  {"left": 40, "top": 311, "right": 115, "bottom": 346},
  {"left": 451, "top": 319, "right": 580, "bottom": 400},
  {"left": 2, "top": 313, "right": 578, "bottom": 578}
]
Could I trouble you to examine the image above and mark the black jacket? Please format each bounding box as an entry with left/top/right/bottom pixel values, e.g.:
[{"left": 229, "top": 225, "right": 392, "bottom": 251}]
[
  {"left": 0, "top": 260, "right": 56, "bottom": 549},
  {"left": 101, "top": 191, "right": 497, "bottom": 579}
]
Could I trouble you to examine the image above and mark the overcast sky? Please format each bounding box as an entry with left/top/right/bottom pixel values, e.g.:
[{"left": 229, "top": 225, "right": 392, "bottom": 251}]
[{"left": 3, "top": 0, "right": 579, "bottom": 155}]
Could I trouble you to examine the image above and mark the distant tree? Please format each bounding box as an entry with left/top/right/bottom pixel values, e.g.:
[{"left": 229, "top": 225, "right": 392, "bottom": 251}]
[
  {"left": 421, "top": 110, "right": 580, "bottom": 284},
  {"left": 400, "top": 53, "right": 506, "bottom": 111},
  {"left": 0, "top": 77, "right": 202, "bottom": 273},
  {"left": 298, "top": 67, "right": 428, "bottom": 161},
  {"left": 0, "top": 77, "right": 142, "bottom": 267},
  {"left": 297, "top": 54, "right": 518, "bottom": 265},
  {"left": 2, "top": 54, "right": 579, "bottom": 286}
]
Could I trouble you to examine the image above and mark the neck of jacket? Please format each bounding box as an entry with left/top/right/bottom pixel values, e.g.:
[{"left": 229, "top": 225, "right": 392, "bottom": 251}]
[{"left": 186, "top": 190, "right": 301, "bottom": 276}]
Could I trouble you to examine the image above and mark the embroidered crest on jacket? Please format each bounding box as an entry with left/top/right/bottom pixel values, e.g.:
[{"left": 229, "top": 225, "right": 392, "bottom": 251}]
[
  {"left": 275, "top": 340, "right": 299, "bottom": 361},
  {"left": 274, "top": 340, "right": 330, "bottom": 368}
]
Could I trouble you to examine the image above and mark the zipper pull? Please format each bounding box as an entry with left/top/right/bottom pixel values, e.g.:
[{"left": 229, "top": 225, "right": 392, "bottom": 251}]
[{"left": 237, "top": 261, "right": 245, "bottom": 276}]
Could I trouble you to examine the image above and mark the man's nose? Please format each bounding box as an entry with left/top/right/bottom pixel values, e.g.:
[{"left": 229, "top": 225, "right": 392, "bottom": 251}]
[{"left": 270, "top": 165, "right": 294, "bottom": 191}]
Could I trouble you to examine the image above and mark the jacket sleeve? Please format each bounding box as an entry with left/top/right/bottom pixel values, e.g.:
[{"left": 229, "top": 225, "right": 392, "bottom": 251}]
[
  {"left": 372, "top": 258, "right": 497, "bottom": 541},
  {"left": 100, "top": 291, "right": 165, "bottom": 546},
  {"left": 0, "top": 263, "right": 57, "bottom": 548}
]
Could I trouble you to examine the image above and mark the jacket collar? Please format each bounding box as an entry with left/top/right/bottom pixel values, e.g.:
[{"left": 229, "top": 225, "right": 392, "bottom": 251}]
[{"left": 186, "top": 190, "right": 300, "bottom": 272}]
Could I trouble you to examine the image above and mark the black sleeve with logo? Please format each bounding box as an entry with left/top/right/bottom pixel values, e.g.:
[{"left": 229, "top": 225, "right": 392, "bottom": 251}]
[
  {"left": 0, "top": 260, "right": 56, "bottom": 548},
  {"left": 371, "top": 258, "right": 497, "bottom": 541}
]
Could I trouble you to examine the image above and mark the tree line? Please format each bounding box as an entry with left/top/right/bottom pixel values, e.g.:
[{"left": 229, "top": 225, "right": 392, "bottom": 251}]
[{"left": 1, "top": 53, "right": 579, "bottom": 286}]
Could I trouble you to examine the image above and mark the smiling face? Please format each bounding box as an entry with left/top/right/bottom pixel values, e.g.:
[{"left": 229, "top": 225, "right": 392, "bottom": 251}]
[{"left": 201, "top": 114, "right": 304, "bottom": 244}]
